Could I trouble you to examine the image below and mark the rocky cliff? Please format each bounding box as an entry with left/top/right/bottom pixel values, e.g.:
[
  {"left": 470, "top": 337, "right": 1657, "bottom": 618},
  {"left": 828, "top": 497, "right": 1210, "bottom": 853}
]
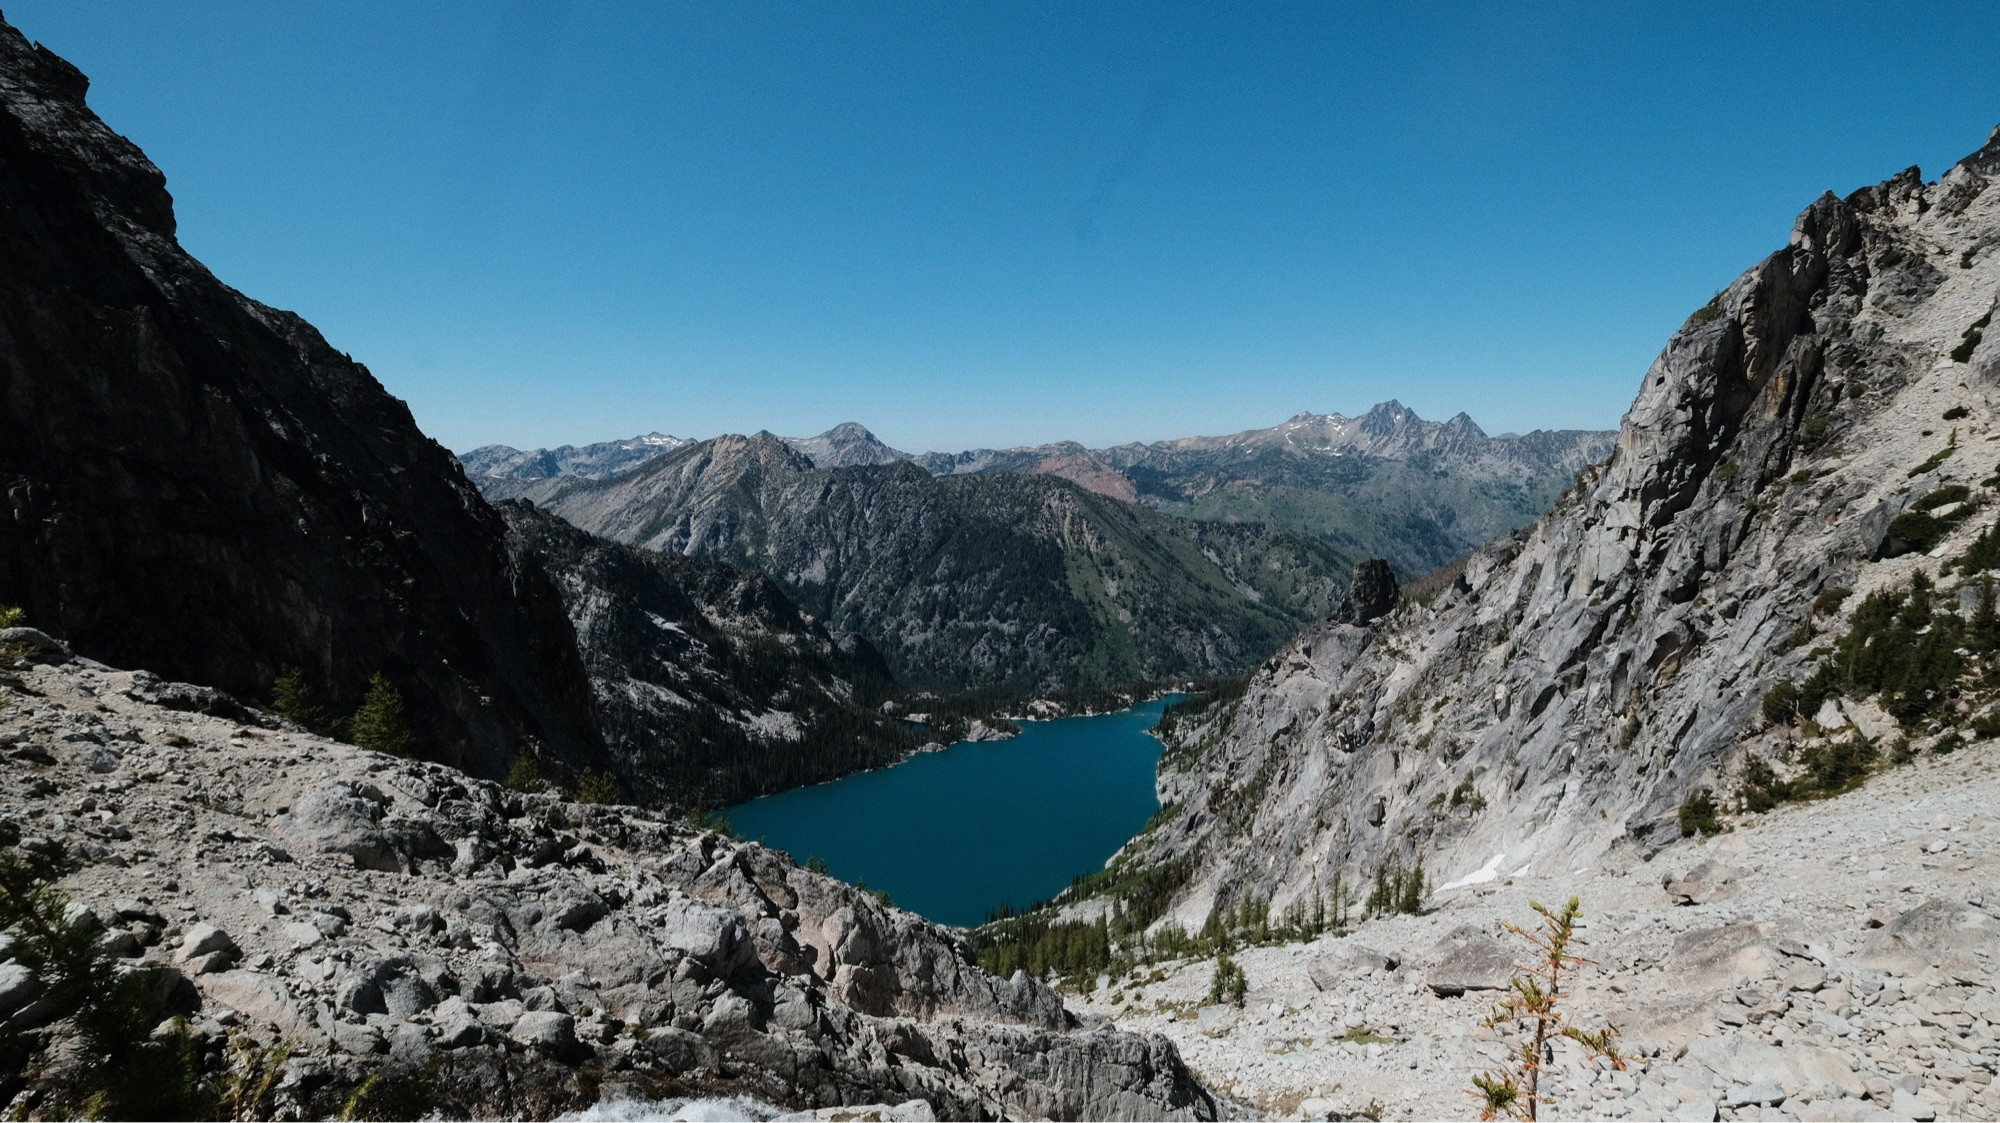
[
  {"left": 0, "top": 645, "right": 1215, "bottom": 1120},
  {"left": 497, "top": 434, "right": 1361, "bottom": 695},
  {"left": 498, "top": 501, "right": 914, "bottom": 809},
  {"left": 0, "top": 18, "right": 601, "bottom": 782},
  {"left": 1127, "top": 127, "right": 2000, "bottom": 931}
]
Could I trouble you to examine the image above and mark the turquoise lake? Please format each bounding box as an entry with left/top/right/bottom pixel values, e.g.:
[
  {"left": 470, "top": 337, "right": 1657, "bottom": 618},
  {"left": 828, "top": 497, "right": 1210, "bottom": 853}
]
[{"left": 728, "top": 695, "right": 1183, "bottom": 928}]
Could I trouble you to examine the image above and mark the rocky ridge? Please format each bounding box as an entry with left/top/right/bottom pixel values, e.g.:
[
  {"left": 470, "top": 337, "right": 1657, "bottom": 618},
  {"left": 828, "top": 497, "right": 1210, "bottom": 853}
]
[
  {"left": 494, "top": 434, "right": 1360, "bottom": 695},
  {"left": 917, "top": 402, "right": 1615, "bottom": 576},
  {"left": 462, "top": 434, "right": 693, "bottom": 482},
  {"left": 472, "top": 407, "right": 1615, "bottom": 581},
  {"left": 0, "top": 646, "right": 1213, "bottom": 1121},
  {"left": 497, "top": 502, "right": 912, "bottom": 809},
  {"left": 1125, "top": 126, "right": 2000, "bottom": 936}
]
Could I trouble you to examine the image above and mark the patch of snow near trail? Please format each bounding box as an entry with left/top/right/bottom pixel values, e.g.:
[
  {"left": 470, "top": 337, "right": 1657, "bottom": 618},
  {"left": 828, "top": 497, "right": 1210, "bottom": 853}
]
[{"left": 1436, "top": 851, "right": 1506, "bottom": 892}]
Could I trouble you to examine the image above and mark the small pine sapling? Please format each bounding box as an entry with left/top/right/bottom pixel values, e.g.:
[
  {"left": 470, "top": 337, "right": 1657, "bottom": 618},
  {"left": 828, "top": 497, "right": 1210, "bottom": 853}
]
[
  {"left": 573, "top": 767, "right": 621, "bottom": 805},
  {"left": 505, "top": 754, "right": 548, "bottom": 793},
  {"left": 349, "top": 672, "right": 418, "bottom": 758},
  {"left": 1207, "top": 952, "right": 1247, "bottom": 1007},
  {"left": 1471, "top": 896, "right": 1624, "bottom": 1121},
  {"left": 268, "top": 665, "right": 336, "bottom": 735}
]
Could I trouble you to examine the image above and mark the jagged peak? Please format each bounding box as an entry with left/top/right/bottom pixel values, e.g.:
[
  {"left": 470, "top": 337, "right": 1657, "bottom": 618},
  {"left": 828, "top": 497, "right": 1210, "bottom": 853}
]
[{"left": 1955, "top": 121, "right": 2000, "bottom": 178}]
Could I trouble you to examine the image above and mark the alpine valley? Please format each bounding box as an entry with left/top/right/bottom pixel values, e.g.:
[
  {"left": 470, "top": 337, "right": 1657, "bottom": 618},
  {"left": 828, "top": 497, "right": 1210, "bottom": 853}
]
[{"left": 3, "top": 9, "right": 2000, "bottom": 1123}]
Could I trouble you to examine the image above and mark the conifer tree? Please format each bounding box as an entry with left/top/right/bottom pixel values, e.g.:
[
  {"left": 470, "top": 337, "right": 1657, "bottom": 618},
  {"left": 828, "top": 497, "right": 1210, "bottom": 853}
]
[
  {"left": 505, "top": 754, "right": 548, "bottom": 793},
  {"left": 1974, "top": 575, "right": 2000, "bottom": 656},
  {"left": 1471, "top": 897, "right": 1624, "bottom": 1120},
  {"left": 269, "top": 665, "right": 335, "bottom": 735},
  {"left": 574, "top": 767, "right": 621, "bottom": 805},
  {"left": 349, "top": 673, "right": 418, "bottom": 758}
]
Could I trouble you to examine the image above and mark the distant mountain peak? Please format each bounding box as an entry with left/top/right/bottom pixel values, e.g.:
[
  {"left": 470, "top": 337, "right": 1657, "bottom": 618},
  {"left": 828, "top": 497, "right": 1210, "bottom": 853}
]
[{"left": 781, "top": 422, "right": 910, "bottom": 468}]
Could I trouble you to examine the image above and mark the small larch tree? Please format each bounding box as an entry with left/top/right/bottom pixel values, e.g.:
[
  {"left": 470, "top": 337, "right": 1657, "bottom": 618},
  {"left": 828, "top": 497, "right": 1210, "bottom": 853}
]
[
  {"left": 349, "top": 673, "right": 418, "bottom": 758},
  {"left": 1471, "top": 896, "right": 1624, "bottom": 1121}
]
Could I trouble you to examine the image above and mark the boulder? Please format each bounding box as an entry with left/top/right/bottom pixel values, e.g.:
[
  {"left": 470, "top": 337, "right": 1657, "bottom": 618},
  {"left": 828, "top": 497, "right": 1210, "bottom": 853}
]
[
  {"left": 121, "top": 671, "right": 255, "bottom": 722},
  {"left": 431, "top": 998, "right": 491, "bottom": 1049},
  {"left": 1665, "top": 923, "right": 1777, "bottom": 994},
  {"left": 200, "top": 971, "right": 311, "bottom": 1039},
  {"left": 1332, "top": 559, "right": 1399, "bottom": 626},
  {"left": 1424, "top": 926, "right": 1517, "bottom": 996},
  {"left": 635, "top": 1025, "right": 719, "bottom": 1076},
  {"left": 327, "top": 1020, "right": 385, "bottom": 1056},
  {"left": 660, "top": 897, "right": 753, "bottom": 975},
  {"left": 1856, "top": 898, "right": 1998, "bottom": 976},
  {"left": 1724, "top": 1079, "right": 1785, "bottom": 1108},
  {"left": 1195, "top": 1004, "right": 1239, "bottom": 1037},
  {"left": 280, "top": 782, "right": 401, "bottom": 872},
  {"left": 0, "top": 627, "right": 70, "bottom": 664},
  {"left": 0, "top": 962, "right": 39, "bottom": 1020},
  {"left": 175, "top": 923, "right": 238, "bottom": 965},
  {"left": 509, "top": 1010, "right": 576, "bottom": 1054},
  {"left": 1663, "top": 860, "right": 1739, "bottom": 906},
  {"left": 1307, "top": 941, "right": 1396, "bottom": 990}
]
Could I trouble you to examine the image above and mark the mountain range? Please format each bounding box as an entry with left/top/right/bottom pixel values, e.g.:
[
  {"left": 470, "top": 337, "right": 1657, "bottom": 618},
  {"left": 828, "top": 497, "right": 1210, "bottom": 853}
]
[
  {"left": 490, "top": 435, "right": 1360, "bottom": 695},
  {"left": 467, "top": 406, "right": 1614, "bottom": 579},
  {"left": 461, "top": 432, "right": 692, "bottom": 481}
]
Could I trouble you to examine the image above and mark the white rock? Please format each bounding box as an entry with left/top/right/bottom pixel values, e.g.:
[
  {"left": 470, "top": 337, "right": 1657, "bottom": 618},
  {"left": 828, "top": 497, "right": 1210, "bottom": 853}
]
[
  {"left": 510, "top": 1010, "right": 576, "bottom": 1053},
  {"left": 175, "top": 922, "right": 237, "bottom": 963}
]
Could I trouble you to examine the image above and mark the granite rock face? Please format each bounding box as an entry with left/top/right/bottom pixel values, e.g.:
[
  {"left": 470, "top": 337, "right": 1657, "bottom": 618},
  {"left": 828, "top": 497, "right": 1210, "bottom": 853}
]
[
  {"left": 0, "top": 655, "right": 1216, "bottom": 1121},
  {"left": 1138, "top": 127, "right": 2000, "bottom": 929},
  {"left": 0, "top": 18, "right": 600, "bottom": 781}
]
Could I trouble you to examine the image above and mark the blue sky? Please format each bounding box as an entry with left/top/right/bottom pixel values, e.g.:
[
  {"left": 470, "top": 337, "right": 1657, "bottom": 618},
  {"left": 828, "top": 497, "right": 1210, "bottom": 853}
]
[{"left": 11, "top": 2, "right": 1999, "bottom": 453}]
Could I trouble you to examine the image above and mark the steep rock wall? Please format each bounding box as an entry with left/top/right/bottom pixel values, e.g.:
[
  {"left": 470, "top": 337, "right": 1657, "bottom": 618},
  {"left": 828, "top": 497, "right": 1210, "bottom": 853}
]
[
  {"left": 0, "top": 19, "right": 602, "bottom": 779},
  {"left": 1139, "top": 128, "right": 2000, "bottom": 925}
]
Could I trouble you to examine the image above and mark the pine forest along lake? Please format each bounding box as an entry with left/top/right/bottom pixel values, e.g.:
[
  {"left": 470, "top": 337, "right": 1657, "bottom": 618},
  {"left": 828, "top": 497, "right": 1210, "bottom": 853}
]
[{"left": 728, "top": 695, "right": 1184, "bottom": 928}]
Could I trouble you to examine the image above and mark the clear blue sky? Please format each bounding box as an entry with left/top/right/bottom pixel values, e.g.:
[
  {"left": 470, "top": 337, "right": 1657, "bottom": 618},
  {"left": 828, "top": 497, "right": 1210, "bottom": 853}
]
[{"left": 10, "top": 2, "right": 1998, "bottom": 453}]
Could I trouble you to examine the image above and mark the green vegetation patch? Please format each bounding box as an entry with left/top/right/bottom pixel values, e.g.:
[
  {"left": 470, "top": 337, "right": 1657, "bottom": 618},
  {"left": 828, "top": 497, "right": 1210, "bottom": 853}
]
[
  {"left": 1952, "top": 308, "right": 1992, "bottom": 364},
  {"left": 1887, "top": 486, "right": 1972, "bottom": 554},
  {"left": 1678, "top": 788, "right": 1724, "bottom": 837},
  {"left": 349, "top": 673, "right": 418, "bottom": 758},
  {"left": 1747, "top": 571, "right": 2000, "bottom": 814},
  {"left": 1908, "top": 446, "right": 1957, "bottom": 478},
  {"left": 1207, "top": 953, "right": 1248, "bottom": 1007},
  {"left": 1738, "top": 737, "right": 1877, "bottom": 811}
]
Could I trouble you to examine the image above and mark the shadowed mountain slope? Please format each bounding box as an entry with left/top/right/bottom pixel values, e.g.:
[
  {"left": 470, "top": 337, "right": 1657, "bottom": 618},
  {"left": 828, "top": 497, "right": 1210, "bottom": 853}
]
[{"left": 0, "top": 19, "right": 601, "bottom": 780}]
